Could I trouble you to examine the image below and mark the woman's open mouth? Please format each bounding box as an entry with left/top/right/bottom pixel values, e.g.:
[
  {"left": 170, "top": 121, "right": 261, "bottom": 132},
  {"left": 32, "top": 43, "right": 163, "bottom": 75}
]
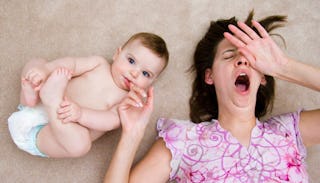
[{"left": 235, "top": 73, "right": 250, "bottom": 92}]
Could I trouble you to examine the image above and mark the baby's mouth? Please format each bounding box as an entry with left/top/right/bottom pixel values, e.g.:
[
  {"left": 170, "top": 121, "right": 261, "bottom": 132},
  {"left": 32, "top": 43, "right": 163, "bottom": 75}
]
[
  {"left": 124, "top": 77, "right": 131, "bottom": 89},
  {"left": 235, "top": 73, "right": 250, "bottom": 92}
]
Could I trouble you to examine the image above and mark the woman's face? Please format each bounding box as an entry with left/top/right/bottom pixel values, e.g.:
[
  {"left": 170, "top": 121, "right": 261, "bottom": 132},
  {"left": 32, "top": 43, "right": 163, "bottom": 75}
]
[{"left": 205, "top": 39, "right": 266, "bottom": 110}]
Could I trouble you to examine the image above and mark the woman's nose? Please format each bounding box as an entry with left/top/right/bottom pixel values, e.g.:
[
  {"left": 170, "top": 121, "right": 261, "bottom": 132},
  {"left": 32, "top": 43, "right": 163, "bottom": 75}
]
[{"left": 235, "top": 57, "right": 249, "bottom": 67}]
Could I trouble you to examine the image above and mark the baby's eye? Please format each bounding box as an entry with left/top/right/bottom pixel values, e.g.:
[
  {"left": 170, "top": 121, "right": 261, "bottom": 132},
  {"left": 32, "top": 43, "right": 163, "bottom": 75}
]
[
  {"left": 128, "top": 58, "right": 135, "bottom": 64},
  {"left": 142, "top": 71, "right": 150, "bottom": 78}
]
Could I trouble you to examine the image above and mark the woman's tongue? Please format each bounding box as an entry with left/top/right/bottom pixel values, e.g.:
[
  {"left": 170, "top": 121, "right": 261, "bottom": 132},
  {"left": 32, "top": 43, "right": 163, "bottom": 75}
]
[{"left": 236, "top": 83, "right": 247, "bottom": 92}]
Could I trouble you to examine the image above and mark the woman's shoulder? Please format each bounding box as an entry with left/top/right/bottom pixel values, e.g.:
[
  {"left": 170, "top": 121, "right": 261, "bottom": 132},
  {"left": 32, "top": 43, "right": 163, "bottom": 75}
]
[
  {"left": 157, "top": 118, "right": 214, "bottom": 132},
  {"left": 263, "top": 109, "right": 302, "bottom": 126},
  {"left": 157, "top": 118, "right": 217, "bottom": 141}
]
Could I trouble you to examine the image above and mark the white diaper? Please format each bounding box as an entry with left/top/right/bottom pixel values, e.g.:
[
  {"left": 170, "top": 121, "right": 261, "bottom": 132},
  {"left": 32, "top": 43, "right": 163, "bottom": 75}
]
[{"left": 8, "top": 104, "right": 48, "bottom": 157}]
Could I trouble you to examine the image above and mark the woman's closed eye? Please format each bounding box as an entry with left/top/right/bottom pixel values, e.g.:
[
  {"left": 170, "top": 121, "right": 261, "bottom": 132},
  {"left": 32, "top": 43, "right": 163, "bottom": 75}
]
[
  {"left": 223, "top": 49, "right": 236, "bottom": 60},
  {"left": 224, "top": 55, "right": 234, "bottom": 60},
  {"left": 223, "top": 52, "right": 235, "bottom": 60}
]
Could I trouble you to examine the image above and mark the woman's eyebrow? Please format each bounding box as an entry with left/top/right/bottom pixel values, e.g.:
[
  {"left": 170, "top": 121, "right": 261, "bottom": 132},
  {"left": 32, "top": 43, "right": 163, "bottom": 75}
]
[{"left": 222, "top": 48, "right": 236, "bottom": 54}]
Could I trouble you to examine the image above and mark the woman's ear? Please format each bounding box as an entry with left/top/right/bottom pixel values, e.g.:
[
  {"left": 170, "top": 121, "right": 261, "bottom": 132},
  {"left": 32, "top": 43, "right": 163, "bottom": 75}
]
[
  {"left": 205, "top": 68, "right": 214, "bottom": 85},
  {"left": 112, "top": 47, "right": 122, "bottom": 61},
  {"left": 261, "top": 75, "right": 267, "bottom": 86}
]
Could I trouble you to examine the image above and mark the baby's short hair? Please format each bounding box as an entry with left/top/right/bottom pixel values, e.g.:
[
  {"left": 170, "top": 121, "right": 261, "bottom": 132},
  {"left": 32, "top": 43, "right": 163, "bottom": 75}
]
[{"left": 124, "top": 32, "right": 169, "bottom": 69}]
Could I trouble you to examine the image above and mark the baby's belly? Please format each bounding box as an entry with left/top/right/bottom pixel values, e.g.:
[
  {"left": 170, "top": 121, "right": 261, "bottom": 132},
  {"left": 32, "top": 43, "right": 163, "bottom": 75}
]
[{"left": 65, "top": 82, "right": 108, "bottom": 110}]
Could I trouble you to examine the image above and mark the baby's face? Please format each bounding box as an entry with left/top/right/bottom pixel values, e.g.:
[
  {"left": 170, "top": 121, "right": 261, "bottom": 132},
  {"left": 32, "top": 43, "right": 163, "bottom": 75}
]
[{"left": 111, "top": 40, "right": 166, "bottom": 91}]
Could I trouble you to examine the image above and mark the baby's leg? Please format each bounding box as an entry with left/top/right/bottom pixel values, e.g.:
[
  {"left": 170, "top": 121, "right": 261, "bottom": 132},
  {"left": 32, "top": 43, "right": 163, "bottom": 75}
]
[
  {"left": 37, "top": 68, "right": 91, "bottom": 158},
  {"left": 20, "top": 59, "right": 46, "bottom": 107}
]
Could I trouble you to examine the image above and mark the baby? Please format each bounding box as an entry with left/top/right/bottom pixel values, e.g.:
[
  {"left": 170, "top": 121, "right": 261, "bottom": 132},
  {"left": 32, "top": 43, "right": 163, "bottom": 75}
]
[{"left": 8, "top": 32, "right": 169, "bottom": 158}]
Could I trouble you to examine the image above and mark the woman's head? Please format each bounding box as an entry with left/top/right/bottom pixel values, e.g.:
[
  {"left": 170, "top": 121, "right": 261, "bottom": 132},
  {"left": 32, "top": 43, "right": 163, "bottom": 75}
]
[{"left": 189, "top": 11, "right": 287, "bottom": 123}]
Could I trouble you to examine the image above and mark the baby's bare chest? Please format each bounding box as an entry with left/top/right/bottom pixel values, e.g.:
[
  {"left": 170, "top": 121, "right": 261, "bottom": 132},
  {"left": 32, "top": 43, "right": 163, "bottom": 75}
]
[{"left": 65, "top": 69, "right": 125, "bottom": 110}]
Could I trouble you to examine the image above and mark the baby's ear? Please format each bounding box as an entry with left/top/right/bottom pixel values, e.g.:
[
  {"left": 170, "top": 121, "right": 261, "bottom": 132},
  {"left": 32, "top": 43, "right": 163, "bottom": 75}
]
[
  {"left": 205, "top": 68, "right": 214, "bottom": 85},
  {"left": 112, "top": 47, "right": 122, "bottom": 61}
]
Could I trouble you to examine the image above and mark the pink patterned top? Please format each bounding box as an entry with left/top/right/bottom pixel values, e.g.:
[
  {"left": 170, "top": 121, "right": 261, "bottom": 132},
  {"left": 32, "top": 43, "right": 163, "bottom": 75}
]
[{"left": 157, "top": 111, "right": 308, "bottom": 183}]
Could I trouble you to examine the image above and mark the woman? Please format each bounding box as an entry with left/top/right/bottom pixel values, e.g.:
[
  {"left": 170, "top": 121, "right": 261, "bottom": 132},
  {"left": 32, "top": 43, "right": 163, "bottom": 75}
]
[{"left": 104, "top": 11, "right": 320, "bottom": 182}]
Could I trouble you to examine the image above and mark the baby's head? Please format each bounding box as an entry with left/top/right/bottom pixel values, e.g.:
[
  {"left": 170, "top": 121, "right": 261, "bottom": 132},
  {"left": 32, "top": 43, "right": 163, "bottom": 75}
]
[
  {"left": 112, "top": 32, "right": 169, "bottom": 90},
  {"left": 189, "top": 11, "right": 287, "bottom": 123}
]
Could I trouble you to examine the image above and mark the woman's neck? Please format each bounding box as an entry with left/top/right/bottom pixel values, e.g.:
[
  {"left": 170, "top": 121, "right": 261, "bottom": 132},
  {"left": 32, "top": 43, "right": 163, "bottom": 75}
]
[{"left": 217, "top": 107, "right": 256, "bottom": 147}]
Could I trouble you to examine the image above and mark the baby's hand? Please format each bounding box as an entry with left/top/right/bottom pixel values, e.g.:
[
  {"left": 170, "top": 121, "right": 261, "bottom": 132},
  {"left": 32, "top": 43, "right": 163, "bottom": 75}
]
[
  {"left": 23, "top": 66, "right": 49, "bottom": 91},
  {"left": 57, "top": 97, "right": 82, "bottom": 123}
]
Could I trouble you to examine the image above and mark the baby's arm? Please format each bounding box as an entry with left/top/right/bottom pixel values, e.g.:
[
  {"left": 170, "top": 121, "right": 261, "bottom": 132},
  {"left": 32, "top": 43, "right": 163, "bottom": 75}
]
[
  {"left": 57, "top": 98, "right": 120, "bottom": 131},
  {"left": 45, "top": 56, "right": 106, "bottom": 77},
  {"left": 24, "top": 56, "right": 106, "bottom": 88}
]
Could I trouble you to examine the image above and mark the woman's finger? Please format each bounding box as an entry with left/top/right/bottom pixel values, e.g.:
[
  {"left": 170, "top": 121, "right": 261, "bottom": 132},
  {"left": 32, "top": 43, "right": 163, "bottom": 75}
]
[
  {"left": 237, "top": 21, "right": 260, "bottom": 40},
  {"left": 119, "top": 97, "right": 142, "bottom": 110},
  {"left": 238, "top": 47, "right": 256, "bottom": 67},
  {"left": 224, "top": 32, "right": 246, "bottom": 48},
  {"left": 252, "top": 20, "right": 270, "bottom": 38},
  {"left": 145, "top": 87, "right": 154, "bottom": 108},
  {"left": 228, "top": 24, "right": 252, "bottom": 44},
  {"left": 128, "top": 91, "right": 143, "bottom": 107},
  {"left": 130, "top": 84, "right": 147, "bottom": 98}
]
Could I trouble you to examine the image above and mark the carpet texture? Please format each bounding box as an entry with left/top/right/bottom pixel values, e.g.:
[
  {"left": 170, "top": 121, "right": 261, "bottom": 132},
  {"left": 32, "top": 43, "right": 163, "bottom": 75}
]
[{"left": 1, "top": 0, "right": 319, "bottom": 182}]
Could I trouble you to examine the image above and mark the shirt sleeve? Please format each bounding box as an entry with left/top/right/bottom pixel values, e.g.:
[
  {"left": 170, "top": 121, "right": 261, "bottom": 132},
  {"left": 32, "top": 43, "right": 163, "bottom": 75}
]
[
  {"left": 157, "top": 118, "right": 189, "bottom": 180},
  {"left": 270, "top": 109, "right": 307, "bottom": 161}
]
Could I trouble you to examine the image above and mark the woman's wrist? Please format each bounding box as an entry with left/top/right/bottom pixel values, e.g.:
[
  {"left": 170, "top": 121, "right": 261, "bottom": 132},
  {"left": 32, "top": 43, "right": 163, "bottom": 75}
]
[
  {"left": 273, "top": 55, "right": 291, "bottom": 79},
  {"left": 122, "top": 128, "right": 145, "bottom": 142}
]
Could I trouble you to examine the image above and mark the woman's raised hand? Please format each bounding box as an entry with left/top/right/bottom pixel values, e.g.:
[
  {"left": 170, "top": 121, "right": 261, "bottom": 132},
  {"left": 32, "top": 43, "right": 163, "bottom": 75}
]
[
  {"left": 118, "top": 84, "right": 154, "bottom": 137},
  {"left": 224, "top": 20, "right": 288, "bottom": 77}
]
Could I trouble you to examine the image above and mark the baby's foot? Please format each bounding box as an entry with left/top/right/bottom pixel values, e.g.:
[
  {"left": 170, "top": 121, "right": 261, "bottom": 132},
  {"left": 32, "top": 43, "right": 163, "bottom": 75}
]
[
  {"left": 20, "top": 78, "right": 39, "bottom": 107},
  {"left": 39, "top": 68, "right": 71, "bottom": 107}
]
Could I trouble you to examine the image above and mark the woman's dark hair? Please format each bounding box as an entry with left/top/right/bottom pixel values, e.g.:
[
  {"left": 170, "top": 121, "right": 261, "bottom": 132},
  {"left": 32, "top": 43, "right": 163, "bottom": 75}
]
[{"left": 189, "top": 11, "right": 287, "bottom": 123}]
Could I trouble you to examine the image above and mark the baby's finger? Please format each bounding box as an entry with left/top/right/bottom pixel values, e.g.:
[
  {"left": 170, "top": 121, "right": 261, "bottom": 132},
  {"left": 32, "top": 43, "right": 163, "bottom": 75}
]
[
  {"left": 57, "top": 106, "right": 71, "bottom": 114},
  {"left": 60, "top": 100, "right": 70, "bottom": 107},
  {"left": 57, "top": 113, "right": 65, "bottom": 120},
  {"left": 237, "top": 21, "right": 260, "bottom": 40},
  {"left": 252, "top": 20, "right": 270, "bottom": 38},
  {"left": 63, "top": 116, "right": 74, "bottom": 123},
  {"left": 58, "top": 112, "right": 71, "bottom": 120}
]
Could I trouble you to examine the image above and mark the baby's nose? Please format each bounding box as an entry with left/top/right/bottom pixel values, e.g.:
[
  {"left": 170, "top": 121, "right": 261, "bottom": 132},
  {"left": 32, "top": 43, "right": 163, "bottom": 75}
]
[{"left": 130, "top": 69, "right": 139, "bottom": 78}]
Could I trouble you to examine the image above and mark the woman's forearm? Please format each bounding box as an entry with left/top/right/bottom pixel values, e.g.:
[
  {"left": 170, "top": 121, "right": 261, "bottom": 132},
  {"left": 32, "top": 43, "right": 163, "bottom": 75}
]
[
  {"left": 276, "top": 57, "right": 320, "bottom": 91},
  {"left": 104, "top": 132, "right": 144, "bottom": 183}
]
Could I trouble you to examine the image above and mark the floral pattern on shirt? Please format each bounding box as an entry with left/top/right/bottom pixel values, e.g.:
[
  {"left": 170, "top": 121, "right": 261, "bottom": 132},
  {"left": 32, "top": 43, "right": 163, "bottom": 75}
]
[{"left": 157, "top": 111, "right": 308, "bottom": 183}]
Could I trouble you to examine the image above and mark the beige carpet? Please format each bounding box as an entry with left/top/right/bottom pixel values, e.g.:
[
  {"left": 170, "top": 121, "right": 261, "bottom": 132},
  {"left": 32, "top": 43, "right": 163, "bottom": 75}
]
[{"left": 1, "top": 0, "right": 319, "bottom": 182}]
